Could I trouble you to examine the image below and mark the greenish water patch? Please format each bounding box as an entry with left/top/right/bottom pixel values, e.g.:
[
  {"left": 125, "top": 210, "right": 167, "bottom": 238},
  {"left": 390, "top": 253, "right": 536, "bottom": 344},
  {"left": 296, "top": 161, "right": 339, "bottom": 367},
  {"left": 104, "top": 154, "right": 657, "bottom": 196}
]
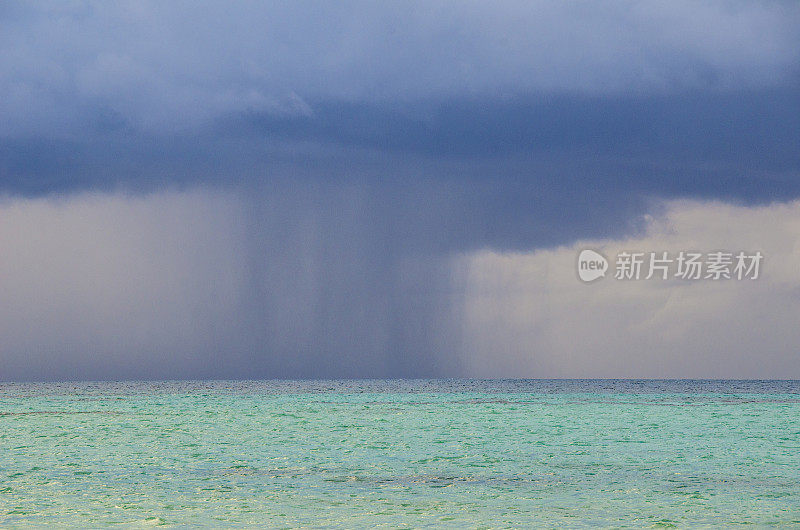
[{"left": 0, "top": 380, "right": 799, "bottom": 527}]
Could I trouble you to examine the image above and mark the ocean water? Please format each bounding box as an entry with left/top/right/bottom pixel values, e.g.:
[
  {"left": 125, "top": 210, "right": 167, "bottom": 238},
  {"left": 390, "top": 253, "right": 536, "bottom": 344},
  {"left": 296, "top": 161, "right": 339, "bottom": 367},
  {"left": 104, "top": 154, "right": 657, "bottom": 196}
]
[{"left": 1, "top": 380, "right": 799, "bottom": 527}]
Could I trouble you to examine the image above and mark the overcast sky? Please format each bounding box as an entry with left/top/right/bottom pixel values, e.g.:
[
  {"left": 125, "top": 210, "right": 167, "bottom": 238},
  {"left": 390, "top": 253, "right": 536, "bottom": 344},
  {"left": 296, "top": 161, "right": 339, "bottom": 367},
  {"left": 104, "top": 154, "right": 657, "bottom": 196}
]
[{"left": 1, "top": 1, "right": 799, "bottom": 380}]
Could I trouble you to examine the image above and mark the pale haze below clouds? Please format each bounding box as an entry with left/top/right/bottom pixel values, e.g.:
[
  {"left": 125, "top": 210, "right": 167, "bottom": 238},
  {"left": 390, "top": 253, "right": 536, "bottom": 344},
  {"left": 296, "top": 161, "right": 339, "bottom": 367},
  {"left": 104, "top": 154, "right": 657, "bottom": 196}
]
[
  {"left": 0, "top": 188, "right": 460, "bottom": 380},
  {"left": 1, "top": 190, "right": 799, "bottom": 380},
  {"left": 0, "top": 190, "right": 250, "bottom": 380},
  {"left": 459, "top": 200, "right": 800, "bottom": 378}
]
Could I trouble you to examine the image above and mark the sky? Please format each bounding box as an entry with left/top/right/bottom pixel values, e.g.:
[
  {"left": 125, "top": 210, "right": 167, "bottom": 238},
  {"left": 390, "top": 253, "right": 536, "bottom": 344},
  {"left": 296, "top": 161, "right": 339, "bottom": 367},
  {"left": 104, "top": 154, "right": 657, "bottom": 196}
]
[{"left": 1, "top": 1, "right": 799, "bottom": 380}]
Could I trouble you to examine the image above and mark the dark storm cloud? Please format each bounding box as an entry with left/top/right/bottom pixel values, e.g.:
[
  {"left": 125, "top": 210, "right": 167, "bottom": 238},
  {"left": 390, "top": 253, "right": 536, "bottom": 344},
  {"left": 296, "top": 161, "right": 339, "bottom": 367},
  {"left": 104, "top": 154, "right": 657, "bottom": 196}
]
[
  {"left": 2, "top": 0, "right": 798, "bottom": 204},
  {"left": 3, "top": 89, "right": 799, "bottom": 226},
  {"left": 2, "top": 0, "right": 799, "bottom": 137},
  {"left": 1, "top": 1, "right": 799, "bottom": 379}
]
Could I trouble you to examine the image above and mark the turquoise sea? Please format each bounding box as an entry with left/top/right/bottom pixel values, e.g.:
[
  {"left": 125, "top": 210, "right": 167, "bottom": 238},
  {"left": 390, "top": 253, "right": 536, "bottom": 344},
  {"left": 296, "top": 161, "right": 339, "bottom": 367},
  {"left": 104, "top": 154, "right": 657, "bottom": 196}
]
[{"left": 1, "top": 380, "right": 799, "bottom": 527}]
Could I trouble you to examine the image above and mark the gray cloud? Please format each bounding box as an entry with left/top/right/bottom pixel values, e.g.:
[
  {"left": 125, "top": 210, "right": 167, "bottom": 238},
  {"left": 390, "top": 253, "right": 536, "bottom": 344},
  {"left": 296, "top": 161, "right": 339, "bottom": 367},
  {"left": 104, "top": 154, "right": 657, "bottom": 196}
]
[
  {"left": 2, "top": 1, "right": 798, "bottom": 136},
  {"left": 2, "top": 2, "right": 799, "bottom": 380}
]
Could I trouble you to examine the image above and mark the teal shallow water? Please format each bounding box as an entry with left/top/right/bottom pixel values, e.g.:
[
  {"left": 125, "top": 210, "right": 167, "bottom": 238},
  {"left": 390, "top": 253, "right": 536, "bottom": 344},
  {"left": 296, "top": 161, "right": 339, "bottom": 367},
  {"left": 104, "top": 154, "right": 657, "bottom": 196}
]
[{"left": 1, "top": 380, "right": 799, "bottom": 527}]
